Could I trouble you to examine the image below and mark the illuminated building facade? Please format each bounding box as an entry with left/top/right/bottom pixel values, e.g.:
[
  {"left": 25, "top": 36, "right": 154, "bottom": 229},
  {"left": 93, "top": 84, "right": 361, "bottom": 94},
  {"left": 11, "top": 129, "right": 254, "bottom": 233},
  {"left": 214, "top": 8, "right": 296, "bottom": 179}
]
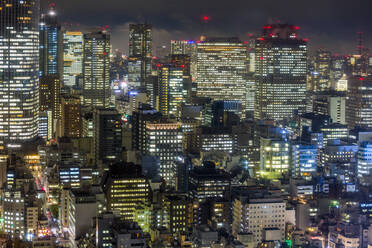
[
  {"left": 260, "top": 137, "right": 290, "bottom": 175},
  {"left": 312, "top": 48, "right": 332, "bottom": 91},
  {"left": 132, "top": 105, "right": 161, "bottom": 153},
  {"left": 320, "top": 123, "right": 348, "bottom": 147},
  {"left": 189, "top": 162, "right": 231, "bottom": 201},
  {"left": 145, "top": 121, "right": 183, "bottom": 184},
  {"left": 170, "top": 40, "right": 196, "bottom": 55},
  {"left": 346, "top": 77, "right": 372, "bottom": 129},
  {"left": 196, "top": 37, "right": 247, "bottom": 115},
  {"left": 313, "top": 91, "right": 346, "bottom": 124},
  {"left": 83, "top": 31, "right": 110, "bottom": 108},
  {"left": 161, "top": 195, "right": 189, "bottom": 234},
  {"left": 103, "top": 163, "right": 150, "bottom": 221},
  {"left": 61, "top": 95, "right": 81, "bottom": 138},
  {"left": 3, "top": 190, "right": 25, "bottom": 238},
  {"left": 96, "top": 212, "right": 148, "bottom": 247},
  {"left": 93, "top": 108, "right": 122, "bottom": 165},
  {"left": 335, "top": 74, "right": 348, "bottom": 91},
  {"left": 63, "top": 31, "right": 83, "bottom": 87},
  {"left": 39, "top": 75, "right": 61, "bottom": 121},
  {"left": 197, "top": 127, "right": 234, "bottom": 154},
  {"left": 232, "top": 193, "right": 285, "bottom": 245},
  {"left": 39, "top": 4, "right": 63, "bottom": 77},
  {"left": 358, "top": 141, "right": 372, "bottom": 179},
  {"left": 255, "top": 24, "right": 307, "bottom": 121},
  {"left": 158, "top": 65, "right": 186, "bottom": 116},
  {"left": 128, "top": 24, "right": 152, "bottom": 88},
  {"left": 290, "top": 143, "right": 317, "bottom": 179},
  {"left": 128, "top": 56, "right": 143, "bottom": 89},
  {"left": 331, "top": 56, "right": 347, "bottom": 83},
  {"left": 0, "top": 0, "right": 40, "bottom": 143}
]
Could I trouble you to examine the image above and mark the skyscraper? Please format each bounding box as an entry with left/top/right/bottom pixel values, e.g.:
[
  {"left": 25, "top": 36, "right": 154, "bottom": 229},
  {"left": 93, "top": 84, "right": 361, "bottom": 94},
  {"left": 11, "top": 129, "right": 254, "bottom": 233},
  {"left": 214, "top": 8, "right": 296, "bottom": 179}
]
[
  {"left": 39, "top": 75, "right": 61, "bottom": 139},
  {"left": 158, "top": 65, "right": 186, "bottom": 116},
  {"left": 128, "top": 24, "right": 152, "bottom": 88},
  {"left": 196, "top": 37, "right": 247, "bottom": 116},
  {"left": 346, "top": 76, "right": 372, "bottom": 129},
  {"left": 145, "top": 121, "right": 183, "bottom": 185},
  {"left": 0, "top": 0, "right": 40, "bottom": 143},
  {"left": 61, "top": 95, "right": 81, "bottom": 138},
  {"left": 312, "top": 48, "right": 332, "bottom": 91},
  {"left": 63, "top": 31, "right": 84, "bottom": 87},
  {"left": 93, "top": 108, "right": 123, "bottom": 165},
  {"left": 254, "top": 24, "right": 307, "bottom": 121},
  {"left": 39, "top": 4, "right": 63, "bottom": 77},
  {"left": 83, "top": 31, "right": 111, "bottom": 108}
]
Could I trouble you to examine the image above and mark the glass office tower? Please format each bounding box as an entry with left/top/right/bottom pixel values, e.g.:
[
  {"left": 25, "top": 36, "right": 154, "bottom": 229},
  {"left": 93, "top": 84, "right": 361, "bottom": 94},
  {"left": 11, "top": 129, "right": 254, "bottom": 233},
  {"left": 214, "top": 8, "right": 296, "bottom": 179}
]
[{"left": 0, "top": 0, "right": 40, "bottom": 143}]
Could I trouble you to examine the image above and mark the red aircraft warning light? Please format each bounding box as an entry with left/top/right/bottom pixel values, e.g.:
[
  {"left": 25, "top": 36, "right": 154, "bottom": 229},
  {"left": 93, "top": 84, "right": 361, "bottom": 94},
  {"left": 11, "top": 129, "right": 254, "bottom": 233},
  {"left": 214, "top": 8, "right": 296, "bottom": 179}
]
[{"left": 202, "top": 16, "right": 210, "bottom": 21}]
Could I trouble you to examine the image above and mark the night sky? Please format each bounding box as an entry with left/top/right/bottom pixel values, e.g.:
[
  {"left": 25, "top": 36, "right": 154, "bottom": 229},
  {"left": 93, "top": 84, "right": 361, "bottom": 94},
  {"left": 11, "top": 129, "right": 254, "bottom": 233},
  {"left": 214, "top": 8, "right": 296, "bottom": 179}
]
[{"left": 48, "top": 0, "right": 370, "bottom": 55}]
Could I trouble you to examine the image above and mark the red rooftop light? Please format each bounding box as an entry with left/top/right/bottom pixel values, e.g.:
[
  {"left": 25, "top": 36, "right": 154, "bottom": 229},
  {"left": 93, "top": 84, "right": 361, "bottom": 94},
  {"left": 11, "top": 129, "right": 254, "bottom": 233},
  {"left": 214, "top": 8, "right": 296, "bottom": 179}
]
[
  {"left": 294, "top": 26, "right": 300, "bottom": 30},
  {"left": 202, "top": 16, "right": 210, "bottom": 21}
]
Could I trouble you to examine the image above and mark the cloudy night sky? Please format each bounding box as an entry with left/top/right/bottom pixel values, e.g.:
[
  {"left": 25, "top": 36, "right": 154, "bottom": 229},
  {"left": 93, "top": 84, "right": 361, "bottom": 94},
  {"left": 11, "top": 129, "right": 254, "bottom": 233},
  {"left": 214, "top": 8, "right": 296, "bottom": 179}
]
[{"left": 46, "top": 0, "right": 370, "bottom": 55}]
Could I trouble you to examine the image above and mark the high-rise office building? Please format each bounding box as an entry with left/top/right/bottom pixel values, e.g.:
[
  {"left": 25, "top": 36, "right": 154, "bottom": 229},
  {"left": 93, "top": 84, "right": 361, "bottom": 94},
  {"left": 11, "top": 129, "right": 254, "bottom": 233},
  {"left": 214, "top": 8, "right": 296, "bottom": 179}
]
[
  {"left": 158, "top": 65, "right": 186, "bottom": 116},
  {"left": 145, "top": 121, "right": 183, "bottom": 184},
  {"left": 171, "top": 54, "right": 192, "bottom": 101},
  {"left": 61, "top": 95, "right": 81, "bottom": 138},
  {"left": 63, "top": 31, "right": 84, "bottom": 87},
  {"left": 0, "top": 0, "right": 40, "bottom": 143},
  {"left": 39, "top": 4, "right": 63, "bottom": 77},
  {"left": 170, "top": 40, "right": 196, "bottom": 57},
  {"left": 128, "top": 24, "right": 152, "bottom": 88},
  {"left": 254, "top": 24, "right": 307, "bottom": 121},
  {"left": 103, "top": 163, "right": 150, "bottom": 221},
  {"left": 196, "top": 37, "right": 247, "bottom": 115},
  {"left": 312, "top": 48, "right": 332, "bottom": 91},
  {"left": 129, "top": 24, "right": 152, "bottom": 58},
  {"left": 346, "top": 76, "right": 372, "bottom": 129},
  {"left": 357, "top": 141, "right": 372, "bottom": 180},
  {"left": 39, "top": 75, "right": 61, "bottom": 139},
  {"left": 39, "top": 75, "right": 61, "bottom": 122},
  {"left": 313, "top": 91, "right": 346, "bottom": 124},
  {"left": 93, "top": 108, "right": 122, "bottom": 165},
  {"left": 83, "top": 31, "right": 110, "bottom": 108},
  {"left": 132, "top": 105, "right": 162, "bottom": 153}
]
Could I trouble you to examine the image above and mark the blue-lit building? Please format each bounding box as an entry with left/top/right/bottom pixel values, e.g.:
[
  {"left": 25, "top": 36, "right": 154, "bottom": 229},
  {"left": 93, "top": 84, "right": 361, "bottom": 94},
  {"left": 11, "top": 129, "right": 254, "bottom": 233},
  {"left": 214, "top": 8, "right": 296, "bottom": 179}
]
[
  {"left": 357, "top": 141, "right": 372, "bottom": 180},
  {"left": 39, "top": 4, "right": 63, "bottom": 77},
  {"left": 291, "top": 143, "right": 318, "bottom": 179},
  {"left": 58, "top": 165, "right": 80, "bottom": 188}
]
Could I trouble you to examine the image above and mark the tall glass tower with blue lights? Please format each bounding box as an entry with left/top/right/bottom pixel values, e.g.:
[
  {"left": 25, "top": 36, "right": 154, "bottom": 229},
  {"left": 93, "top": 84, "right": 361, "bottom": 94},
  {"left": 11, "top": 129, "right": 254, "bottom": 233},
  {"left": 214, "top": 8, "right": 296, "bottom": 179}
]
[{"left": 39, "top": 3, "right": 63, "bottom": 77}]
